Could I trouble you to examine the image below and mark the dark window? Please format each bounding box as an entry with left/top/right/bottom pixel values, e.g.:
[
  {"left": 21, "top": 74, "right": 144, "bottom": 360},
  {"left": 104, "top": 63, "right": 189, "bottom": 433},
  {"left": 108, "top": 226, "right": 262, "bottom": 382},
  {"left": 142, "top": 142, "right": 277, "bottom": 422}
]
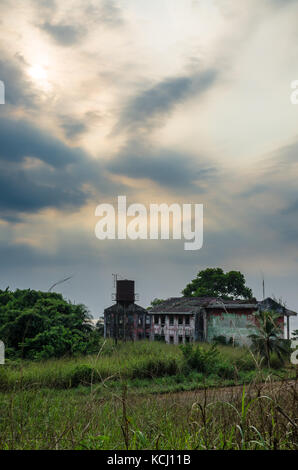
[
  {"left": 169, "top": 336, "right": 174, "bottom": 344},
  {"left": 161, "top": 315, "right": 165, "bottom": 326},
  {"left": 154, "top": 315, "right": 159, "bottom": 324},
  {"left": 169, "top": 316, "right": 174, "bottom": 326},
  {"left": 185, "top": 316, "right": 190, "bottom": 325},
  {"left": 178, "top": 335, "right": 183, "bottom": 344},
  {"left": 178, "top": 316, "right": 183, "bottom": 325},
  {"left": 185, "top": 336, "right": 190, "bottom": 343}
]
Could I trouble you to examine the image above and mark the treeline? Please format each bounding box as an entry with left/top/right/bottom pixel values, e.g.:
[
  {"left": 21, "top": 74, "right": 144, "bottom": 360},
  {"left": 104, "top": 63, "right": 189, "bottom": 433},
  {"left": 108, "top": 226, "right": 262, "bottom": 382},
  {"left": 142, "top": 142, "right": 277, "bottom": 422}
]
[{"left": 0, "top": 289, "right": 102, "bottom": 360}]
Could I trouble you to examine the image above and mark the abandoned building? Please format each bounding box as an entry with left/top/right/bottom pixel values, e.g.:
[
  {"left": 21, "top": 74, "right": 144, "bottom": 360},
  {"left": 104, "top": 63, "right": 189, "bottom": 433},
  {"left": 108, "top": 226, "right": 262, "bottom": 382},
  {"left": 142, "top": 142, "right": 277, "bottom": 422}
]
[
  {"left": 104, "top": 279, "right": 152, "bottom": 341},
  {"left": 104, "top": 278, "right": 297, "bottom": 345},
  {"left": 148, "top": 296, "right": 297, "bottom": 346}
]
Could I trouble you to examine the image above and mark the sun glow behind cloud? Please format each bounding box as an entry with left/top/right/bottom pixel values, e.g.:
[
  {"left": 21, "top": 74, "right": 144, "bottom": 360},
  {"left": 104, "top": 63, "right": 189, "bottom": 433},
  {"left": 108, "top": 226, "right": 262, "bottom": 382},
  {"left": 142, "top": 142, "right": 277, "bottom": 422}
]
[{"left": 1, "top": 0, "right": 298, "bottom": 328}]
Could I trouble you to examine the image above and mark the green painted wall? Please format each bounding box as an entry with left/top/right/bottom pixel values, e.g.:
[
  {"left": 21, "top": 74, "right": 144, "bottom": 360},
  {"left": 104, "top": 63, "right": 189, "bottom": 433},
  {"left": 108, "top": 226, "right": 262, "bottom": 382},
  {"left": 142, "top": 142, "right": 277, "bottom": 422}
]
[{"left": 207, "top": 313, "right": 257, "bottom": 346}]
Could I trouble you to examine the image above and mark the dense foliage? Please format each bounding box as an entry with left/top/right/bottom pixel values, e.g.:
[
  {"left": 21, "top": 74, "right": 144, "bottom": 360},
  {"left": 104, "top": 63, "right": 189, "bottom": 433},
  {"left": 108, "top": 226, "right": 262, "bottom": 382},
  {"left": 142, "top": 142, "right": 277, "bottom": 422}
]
[
  {"left": 182, "top": 267, "right": 253, "bottom": 300},
  {"left": 0, "top": 288, "right": 102, "bottom": 360}
]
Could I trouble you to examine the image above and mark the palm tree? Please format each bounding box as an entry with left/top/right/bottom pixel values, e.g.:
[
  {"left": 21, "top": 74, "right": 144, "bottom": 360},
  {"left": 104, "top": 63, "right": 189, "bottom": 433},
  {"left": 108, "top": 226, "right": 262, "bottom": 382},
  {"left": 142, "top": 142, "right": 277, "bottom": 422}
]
[{"left": 249, "top": 310, "right": 288, "bottom": 368}]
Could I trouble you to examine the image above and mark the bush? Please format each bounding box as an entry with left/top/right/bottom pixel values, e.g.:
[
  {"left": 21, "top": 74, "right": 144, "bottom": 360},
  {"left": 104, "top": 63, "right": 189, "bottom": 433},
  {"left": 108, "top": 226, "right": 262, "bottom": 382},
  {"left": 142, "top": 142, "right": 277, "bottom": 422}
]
[
  {"left": 132, "top": 357, "right": 179, "bottom": 378},
  {"left": 234, "top": 353, "right": 257, "bottom": 371},
  {"left": 215, "top": 361, "right": 235, "bottom": 379},
  {"left": 70, "top": 365, "right": 95, "bottom": 387},
  {"left": 180, "top": 343, "right": 219, "bottom": 374}
]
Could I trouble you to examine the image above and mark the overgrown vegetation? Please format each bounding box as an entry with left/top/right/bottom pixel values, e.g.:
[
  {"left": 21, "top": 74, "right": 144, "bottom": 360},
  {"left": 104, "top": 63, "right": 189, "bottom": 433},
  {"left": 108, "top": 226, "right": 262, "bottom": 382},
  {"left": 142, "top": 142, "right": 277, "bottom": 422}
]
[
  {"left": 0, "top": 283, "right": 296, "bottom": 450},
  {"left": 0, "top": 340, "right": 296, "bottom": 450},
  {"left": 0, "top": 289, "right": 102, "bottom": 360},
  {"left": 249, "top": 310, "right": 290, "bottom": 368},
  {"left": 0, "top": 376, "right": 296, "bottom": 450},
  {"left": 0, "top": 340, "right": 294, "bottom": 392}
]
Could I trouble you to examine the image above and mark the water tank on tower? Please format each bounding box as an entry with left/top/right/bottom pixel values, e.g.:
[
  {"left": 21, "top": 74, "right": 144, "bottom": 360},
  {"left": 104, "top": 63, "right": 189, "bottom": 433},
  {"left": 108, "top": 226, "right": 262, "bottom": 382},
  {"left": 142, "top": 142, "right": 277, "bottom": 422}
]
[{"left": 116, "top": 279, "right": 135, "bottom": 304}]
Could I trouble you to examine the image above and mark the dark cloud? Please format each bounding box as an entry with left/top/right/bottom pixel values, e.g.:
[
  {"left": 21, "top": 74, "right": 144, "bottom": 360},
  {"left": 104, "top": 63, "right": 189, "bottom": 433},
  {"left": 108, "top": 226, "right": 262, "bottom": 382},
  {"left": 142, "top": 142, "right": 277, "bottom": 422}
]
[
  {"left": 107, "top": 142, "right": 217, "bottom": 191},
  {"left": 0, "top": 116, "right": 107, "bottom": 219},
  {"left": 0, "top": 116, "right": 86, "bottom": 167},
  {"left": 0, "top": 167, "right": 87, "bottom": 217},
  {"left": 0, "top": 53, "right": 38, "bottom": 107},
  {"left": 40, "top": 21, "right": 85, "bottom": 46},
  {"left": 235, "top": 138, "right": 298, "bottom": 245},
  {"left": 114, "top": 69, "right": 217, "bottom": 134}
]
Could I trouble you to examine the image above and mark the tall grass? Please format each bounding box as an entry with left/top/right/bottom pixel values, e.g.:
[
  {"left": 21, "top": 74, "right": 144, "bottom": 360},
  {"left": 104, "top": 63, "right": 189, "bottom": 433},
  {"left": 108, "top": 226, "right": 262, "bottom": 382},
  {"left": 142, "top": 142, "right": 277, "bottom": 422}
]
[
  {"left": 0, "top": 377, "right": 296, "bottom": 449},
  {"left": 0, "top": 340, "right": 182, "bottom": 390},
  {"left": 0, "top": 340, "right": 292, "bottom": 391},
  {"left": 0, "top": 341, "right": 296, "bottom": 450}
]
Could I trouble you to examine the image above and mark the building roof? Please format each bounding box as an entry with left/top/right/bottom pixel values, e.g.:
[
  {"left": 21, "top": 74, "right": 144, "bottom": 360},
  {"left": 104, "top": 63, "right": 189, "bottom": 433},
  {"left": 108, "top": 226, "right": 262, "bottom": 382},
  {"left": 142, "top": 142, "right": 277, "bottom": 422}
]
[
  {"left": 148, "top": 296, "right": 251, "bottom": 314},
  {"left": 104, "top": 303, "right": 148, "bottom": 314},
  {"left": 148, "top": 296, "right": 297, "bottom": 316},
  {"left": 258, "top": 297, "right": 297, "bottom": 317}
]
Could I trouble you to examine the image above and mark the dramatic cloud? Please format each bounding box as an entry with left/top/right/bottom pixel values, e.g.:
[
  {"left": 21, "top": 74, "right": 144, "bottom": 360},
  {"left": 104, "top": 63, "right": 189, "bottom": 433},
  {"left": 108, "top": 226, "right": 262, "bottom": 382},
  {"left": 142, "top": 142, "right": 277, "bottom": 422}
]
[
  {"left": 1, "top": 0, "right": 298, "bottom": 331},
  {"left": 0, "top": 117, "right": 106, "bottom": 219},
  {"left": 0, "top": 116, "right": 87, "bottom": 167},
  {"left": 107, "top": 143, "right": 217, "bottom": 191},
  {"left": 0, "top": 53, "right": 38, "bottom": 108},
  {"left": 114, "top": 69, "right": 217, "bottom": 134}
]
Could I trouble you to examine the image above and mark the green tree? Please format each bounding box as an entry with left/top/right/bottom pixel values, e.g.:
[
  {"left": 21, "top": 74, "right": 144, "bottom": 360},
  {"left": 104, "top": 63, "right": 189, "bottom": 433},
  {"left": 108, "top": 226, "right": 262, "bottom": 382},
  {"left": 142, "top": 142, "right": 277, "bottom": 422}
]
[
  {"left": 0, "top": 288, "right": 101, "bottom": 360},
  {"left": 249, "top": 310, "right": 288, "bottom": 368},
  {"left": 148, "top": 298, "right": 165, "bottom": 310},
  {"left": 182, "top": 268, "right": 253, "bottom": 300}
]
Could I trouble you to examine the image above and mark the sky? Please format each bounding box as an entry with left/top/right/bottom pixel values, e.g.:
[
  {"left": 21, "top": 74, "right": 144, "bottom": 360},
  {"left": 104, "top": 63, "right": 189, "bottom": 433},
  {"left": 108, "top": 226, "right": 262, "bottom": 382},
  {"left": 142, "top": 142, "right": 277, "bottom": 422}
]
[{"left": 0, "top": 0, "right": 298, "bottom": 332}]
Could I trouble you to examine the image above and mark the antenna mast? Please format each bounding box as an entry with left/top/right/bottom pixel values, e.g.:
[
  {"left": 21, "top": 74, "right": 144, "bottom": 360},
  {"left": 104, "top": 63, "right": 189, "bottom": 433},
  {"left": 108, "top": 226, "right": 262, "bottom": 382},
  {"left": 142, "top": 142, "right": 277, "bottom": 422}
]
[{"left": 261, "top": 272, "right": 265, "bottom": 300}]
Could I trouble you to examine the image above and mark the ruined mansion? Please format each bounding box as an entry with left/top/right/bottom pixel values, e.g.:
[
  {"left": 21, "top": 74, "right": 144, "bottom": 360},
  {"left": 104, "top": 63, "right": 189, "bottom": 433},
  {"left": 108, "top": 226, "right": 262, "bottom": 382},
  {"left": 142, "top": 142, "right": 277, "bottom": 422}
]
[{"left": 104, "top": 279, "right": 297, "bottom": 345}]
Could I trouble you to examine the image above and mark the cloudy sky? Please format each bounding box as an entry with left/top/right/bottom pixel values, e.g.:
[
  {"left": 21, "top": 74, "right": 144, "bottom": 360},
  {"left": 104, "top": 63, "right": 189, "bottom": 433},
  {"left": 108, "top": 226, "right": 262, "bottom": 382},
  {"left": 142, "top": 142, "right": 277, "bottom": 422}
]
[{"left": 1, "top": 0, "right": 298, "bottom": 331}]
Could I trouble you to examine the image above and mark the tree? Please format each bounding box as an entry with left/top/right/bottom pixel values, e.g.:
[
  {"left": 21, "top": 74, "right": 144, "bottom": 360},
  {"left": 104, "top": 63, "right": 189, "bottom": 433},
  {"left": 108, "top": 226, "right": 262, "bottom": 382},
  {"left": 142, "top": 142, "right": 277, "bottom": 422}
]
[
  {"left": 249, "top": 310, "right": 288, "bottom": 368},
  {"left": 182, "top": 268, "right": 253, "bottom": 300},
  {"left": 148, "top": 298, "right": 165, "bottom": 310},
  {"left": 0, "top": 288, "right": 101, "bottom": 360}
]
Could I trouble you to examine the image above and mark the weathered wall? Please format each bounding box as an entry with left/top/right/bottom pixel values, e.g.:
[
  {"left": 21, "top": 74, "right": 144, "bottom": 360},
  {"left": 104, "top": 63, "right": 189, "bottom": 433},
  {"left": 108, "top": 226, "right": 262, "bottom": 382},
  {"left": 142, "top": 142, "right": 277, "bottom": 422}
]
[
  {"left": 207, "top": 311, "right": 257, "bottom": 346},
  {"left": 104, "top": 306, "right": 152, "bottom": 341}
]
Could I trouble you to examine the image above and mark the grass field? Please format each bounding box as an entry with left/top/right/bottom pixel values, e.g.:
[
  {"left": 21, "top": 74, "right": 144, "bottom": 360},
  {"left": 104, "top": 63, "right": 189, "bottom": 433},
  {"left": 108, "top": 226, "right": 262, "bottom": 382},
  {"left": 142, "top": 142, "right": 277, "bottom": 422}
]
[{"left": 0, "top": 341, "right": 297, "bottom": 450}]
